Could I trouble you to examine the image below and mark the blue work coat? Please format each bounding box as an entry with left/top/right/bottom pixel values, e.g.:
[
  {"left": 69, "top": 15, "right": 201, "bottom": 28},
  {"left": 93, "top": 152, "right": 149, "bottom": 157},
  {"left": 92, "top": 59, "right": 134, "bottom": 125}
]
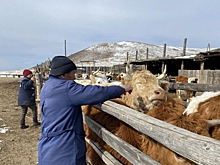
[
  {"left": 18, "top": 77, "right": 36, "bottom": 106},
  {"left": 38, "top": 75, "right": 125, "bottom": 165}
]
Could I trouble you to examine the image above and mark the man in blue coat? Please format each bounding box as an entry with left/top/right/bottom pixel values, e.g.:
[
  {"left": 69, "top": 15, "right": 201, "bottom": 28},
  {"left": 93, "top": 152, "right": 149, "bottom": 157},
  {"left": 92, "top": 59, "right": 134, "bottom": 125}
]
[
  {"left": 38, "top": 56, "right": 132, "bottom": 165},
  {"left": 18, "top": 69, "right": 41, "bottom": 129}
]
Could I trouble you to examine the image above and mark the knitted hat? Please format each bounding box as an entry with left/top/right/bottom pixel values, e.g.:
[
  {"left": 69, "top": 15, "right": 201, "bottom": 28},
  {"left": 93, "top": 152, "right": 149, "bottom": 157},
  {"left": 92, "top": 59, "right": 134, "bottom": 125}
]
[
  {"left": 23, "top": 69, "right": 33, "bottom": 77},
  {"left": 50, "top": 56, "right": 77, "bottom": 76}
]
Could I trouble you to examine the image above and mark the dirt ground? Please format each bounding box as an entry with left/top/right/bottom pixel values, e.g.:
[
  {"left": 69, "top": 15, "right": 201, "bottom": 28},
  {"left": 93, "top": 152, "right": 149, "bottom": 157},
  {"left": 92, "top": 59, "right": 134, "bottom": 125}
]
[{"left": 0, "top": 77, "right": 41, "bottom": 165}]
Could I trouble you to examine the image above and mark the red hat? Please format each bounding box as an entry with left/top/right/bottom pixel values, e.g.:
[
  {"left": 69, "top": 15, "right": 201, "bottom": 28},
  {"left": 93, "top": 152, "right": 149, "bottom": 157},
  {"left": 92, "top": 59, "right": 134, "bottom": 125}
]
[{"left": 23, "top": 69, "right": 33, "bottom": 77}]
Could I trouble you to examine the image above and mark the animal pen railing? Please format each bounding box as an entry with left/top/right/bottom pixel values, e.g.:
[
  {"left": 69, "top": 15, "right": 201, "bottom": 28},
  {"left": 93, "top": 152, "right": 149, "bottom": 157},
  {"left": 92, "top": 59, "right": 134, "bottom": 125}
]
[
  {"left": 84, "top": 101, "right": 220, "bottom": 165},
  {"left": 83, "top": 82, "right": 220, "bottom": 165},
  {"left": 77, "top": 65, "right": 126, "bottom": 75}
]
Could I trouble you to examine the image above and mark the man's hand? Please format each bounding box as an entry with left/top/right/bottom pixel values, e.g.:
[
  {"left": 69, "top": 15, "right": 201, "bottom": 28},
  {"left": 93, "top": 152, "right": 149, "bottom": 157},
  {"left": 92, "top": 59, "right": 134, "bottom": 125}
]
[{"left": 120, "top": 85, "right": 132, "bottom": 93}]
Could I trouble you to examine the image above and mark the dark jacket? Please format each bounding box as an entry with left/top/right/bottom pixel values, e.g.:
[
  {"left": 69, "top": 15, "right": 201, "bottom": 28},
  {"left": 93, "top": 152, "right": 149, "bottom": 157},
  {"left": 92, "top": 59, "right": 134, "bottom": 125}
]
[
  {"left": 18, "top": 77, "right": 36, "bottom": 106},
  {"left": 38, "top": 75, "right": 125, "bottom": 165}
]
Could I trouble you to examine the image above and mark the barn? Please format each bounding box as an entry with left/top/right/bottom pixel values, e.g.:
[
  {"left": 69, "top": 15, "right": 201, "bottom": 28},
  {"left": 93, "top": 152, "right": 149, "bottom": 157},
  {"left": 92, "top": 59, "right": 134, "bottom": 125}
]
[{"left": 127, "top": 48, "right": 220, "bottom": 85}]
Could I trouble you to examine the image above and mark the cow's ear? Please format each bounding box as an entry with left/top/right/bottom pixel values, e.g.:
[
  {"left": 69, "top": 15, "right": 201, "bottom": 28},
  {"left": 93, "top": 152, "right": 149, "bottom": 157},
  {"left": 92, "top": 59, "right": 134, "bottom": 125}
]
[{"left": 159, "top": 80, "right": 170, "bottom": 92}]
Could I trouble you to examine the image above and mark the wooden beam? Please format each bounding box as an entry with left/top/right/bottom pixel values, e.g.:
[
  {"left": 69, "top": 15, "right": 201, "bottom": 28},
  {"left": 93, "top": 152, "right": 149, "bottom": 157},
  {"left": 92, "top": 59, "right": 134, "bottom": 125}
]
[
  {"left": 146, "top": 48, "right": 149, "bottom": 59},
  {"left": 200, "top": 61, "right": 204, "bottom": 70},
  {"left": 135, "top": 51, "right": 138, "bottom": 60},
  {"left": 163, "top": 43, "right": 166, "bottom": 57},
  {"left": 181, "top": 61, "right": 184, "bottom": 70},
  {"left": 169, "top": 82, "right": 220, "bottom": 92},
  {"left": 85, "top": 137, "right": 122, "bottom": 165},
  {"left": 183, "top": 38, "right": 187, "bottom": 56}
]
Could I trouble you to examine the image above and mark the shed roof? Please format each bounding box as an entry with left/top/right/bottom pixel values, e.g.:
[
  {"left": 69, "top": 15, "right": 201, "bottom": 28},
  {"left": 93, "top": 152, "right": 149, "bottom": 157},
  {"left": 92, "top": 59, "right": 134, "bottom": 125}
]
[{"left": 128, "top": 48, "right": 220, "bottom": 64}]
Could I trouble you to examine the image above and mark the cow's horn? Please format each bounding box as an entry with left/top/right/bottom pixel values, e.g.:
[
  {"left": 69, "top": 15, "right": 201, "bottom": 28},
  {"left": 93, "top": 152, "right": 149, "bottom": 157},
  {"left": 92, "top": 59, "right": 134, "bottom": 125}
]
[
  {"left": 157, "top": 65, "right": 167, "bottom": 80},
  {"left": 207, "top": 119, "right": 220, "bottom": 127},
  {"left": 93, "top": 67, "right": 100, "bottom": 75}
]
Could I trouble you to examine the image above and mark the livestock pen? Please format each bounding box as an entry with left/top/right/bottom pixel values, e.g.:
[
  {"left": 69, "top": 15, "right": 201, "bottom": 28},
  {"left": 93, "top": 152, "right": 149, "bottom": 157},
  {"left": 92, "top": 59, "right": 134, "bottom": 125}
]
[
  {"left": 83, "top": 100, "right": 220, "bottom": 165},
  {"left": 35, "top": 71, "right": 220, "bottom": 165},
  {"left": 82, "top": 76, "right": 220, "bottom": 165}
]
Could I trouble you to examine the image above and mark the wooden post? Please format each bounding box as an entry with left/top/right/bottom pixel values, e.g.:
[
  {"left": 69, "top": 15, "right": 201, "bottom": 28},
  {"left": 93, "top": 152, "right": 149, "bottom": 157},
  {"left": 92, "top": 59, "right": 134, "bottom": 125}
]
[
  {"left": 163, "top": 44, "right": 166, "bottom": 57},
  {"left": 200, "top": 61, "right": 204, "bottom": 70},
  {"left": 93, "top": 61, "right": 95, "bottom": 71},
  {"left": 161, "top": 62, "right": 165, "bottom": 73},
  {"left": 183, "top": 38, "right": 187, "bottom": 56},
  {"left": 127, "top": 52, "right": 129, "bottom": 61},
  {"left": 35, "top": 73, "right": 43, "bottom": 120},
  {"left": 135, "top": 51, "right": 138, "bottom": 61},
  {"left": 181, "top": 61, "right": 184, "bottom": 70},
  {"left": 64, "top": 40, "right": 67, "bottom": 56},
  {"left": 207, "top": 43, "right": 210, "bottom": 51},
  {"left": 146, "top": 48, "right": 149, "bottom": 59},
  {"left": 130, "top": 64, "right": 134, "bottom": 74}
]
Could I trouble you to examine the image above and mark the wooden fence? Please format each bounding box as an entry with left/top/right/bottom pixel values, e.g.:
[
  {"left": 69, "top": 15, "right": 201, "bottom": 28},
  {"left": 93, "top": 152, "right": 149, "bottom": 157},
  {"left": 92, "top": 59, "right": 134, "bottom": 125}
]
[
  {"left": 178, "top": 70, "right": 220, "bottom": 85},
  {"left": 84, "top": 101, "right": 220, "bottom": 165},
  {"left": 0, "top": 74, "right": 22, "bottom": 78},
  {"left": 77, "top": 65, "right": 126, "bottom": 75}
]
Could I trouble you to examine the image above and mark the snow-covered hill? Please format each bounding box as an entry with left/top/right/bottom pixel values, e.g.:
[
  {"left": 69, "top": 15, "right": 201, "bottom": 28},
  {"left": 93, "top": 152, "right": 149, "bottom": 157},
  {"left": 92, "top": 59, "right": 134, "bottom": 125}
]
[
  {"left": 68, "top": 41, "right": 207, "bottom": 67},
  {"left": 0, "top": 41, "right": 208, "bottom": 74}
]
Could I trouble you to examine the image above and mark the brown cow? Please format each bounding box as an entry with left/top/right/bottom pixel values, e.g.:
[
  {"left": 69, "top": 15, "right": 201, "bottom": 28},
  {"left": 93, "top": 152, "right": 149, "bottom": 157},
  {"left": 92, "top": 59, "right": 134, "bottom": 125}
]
[
  {"left": 183, "top": 91, "right": 220, "bottom": 140},
  {"left": 82, "top": 70, "right": 215, "bottom": 165},
  {"left": 175, "top": 75, "right": 198, "bottom": 102},
  {"left": 175, "top": 75, "right": 198, "bottom": 103},
  {"left": 175, "top": 75, "right": 198, "bottom": 106}
]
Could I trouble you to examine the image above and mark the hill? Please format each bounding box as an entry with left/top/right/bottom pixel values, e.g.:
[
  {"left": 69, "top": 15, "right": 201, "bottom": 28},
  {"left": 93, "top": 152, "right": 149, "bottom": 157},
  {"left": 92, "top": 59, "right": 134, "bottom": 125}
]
[
  {"left": 0, "top": 41, "right": 207, "bottom": 75},
  {"left": 68, "top": 41, "right": 206, "bottom": 67}
]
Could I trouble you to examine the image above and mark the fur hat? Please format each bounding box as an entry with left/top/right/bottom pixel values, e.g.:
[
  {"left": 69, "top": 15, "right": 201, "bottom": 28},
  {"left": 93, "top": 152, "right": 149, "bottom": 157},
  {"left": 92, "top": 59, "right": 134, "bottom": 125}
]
[
  {"left": 23, "top": 69, "right": 33, "bottom": 77},
  {"left": 50, "top": 56, "right": 77, "bottom": 76}
]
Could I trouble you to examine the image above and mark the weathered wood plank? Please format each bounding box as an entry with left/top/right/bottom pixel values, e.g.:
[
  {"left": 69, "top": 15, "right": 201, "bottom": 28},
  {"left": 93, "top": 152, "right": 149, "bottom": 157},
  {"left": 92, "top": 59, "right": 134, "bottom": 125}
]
[
  {"left": 93, "top": 101, "right": 220, "bottom": 165},
  {"left": 178, "top": 70, "right": 220, "bottom": 85},
  {"left": 213, "top": 70, "right": 220, "bottom": 85},
  {"left": 85, "top": 137, "right": 122, "bottom": 165},
  {"left": 83, "top": 114, "right": 161, "bottom": 165},
  {"left": 169, "top": 82, "right": 220, "bottom": 92}
]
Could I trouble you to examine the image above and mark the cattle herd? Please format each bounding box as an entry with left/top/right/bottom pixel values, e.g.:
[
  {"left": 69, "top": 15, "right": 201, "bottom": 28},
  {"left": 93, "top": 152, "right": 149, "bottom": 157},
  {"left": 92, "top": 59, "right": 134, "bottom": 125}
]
[
  {"left": 63, "top": 64, "right": 220, "bottom": 165},
  {"left": 36, "top": 61, "right": 220, "bottom": 164}
]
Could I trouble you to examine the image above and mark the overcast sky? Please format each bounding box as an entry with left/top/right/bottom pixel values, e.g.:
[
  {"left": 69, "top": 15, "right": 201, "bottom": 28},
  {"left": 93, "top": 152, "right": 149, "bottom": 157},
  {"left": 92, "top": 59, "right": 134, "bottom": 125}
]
[{"left": 1, "top": 0, "right": 219, "bottom": 71}]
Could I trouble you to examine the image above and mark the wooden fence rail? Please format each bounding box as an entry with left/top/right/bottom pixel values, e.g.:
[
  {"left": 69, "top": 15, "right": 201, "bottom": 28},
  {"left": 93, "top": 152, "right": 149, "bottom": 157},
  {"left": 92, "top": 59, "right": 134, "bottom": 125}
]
[
  {"left": 169, "top": 82, "right": 220, "bottom": 92},
  {"left": 83, "top": 101, "right": 220, "bottom": 165}
]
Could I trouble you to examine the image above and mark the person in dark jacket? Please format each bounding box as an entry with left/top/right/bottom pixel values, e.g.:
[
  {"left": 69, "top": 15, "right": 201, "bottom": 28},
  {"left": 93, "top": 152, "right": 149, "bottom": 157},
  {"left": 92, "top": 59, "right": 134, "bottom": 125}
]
[
  {"left": 38, "top": 56, "right": 132, "bottom": 165},
  {"left": 18, "top": 69, "right": 41, "bottom": 129}
]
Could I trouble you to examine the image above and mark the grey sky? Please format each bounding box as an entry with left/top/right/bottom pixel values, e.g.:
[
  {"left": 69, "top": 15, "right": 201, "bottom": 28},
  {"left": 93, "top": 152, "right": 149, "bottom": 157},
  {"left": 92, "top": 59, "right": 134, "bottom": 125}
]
[{"left": 1, "top": 0, "right": 219, "bottom": 71}]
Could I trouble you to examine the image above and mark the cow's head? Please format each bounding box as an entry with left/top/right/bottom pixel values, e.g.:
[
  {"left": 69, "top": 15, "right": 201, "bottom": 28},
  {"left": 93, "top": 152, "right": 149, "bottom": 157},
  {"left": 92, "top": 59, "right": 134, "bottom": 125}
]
[
  {"left": 90, "top": 68, "right": 109, "bottom": 85},
  {"left": 175, "top": 75, "right": 198, "bottom": 102},
  {"left": 122, "top": 70, "right": 169, "bottom": 113}
]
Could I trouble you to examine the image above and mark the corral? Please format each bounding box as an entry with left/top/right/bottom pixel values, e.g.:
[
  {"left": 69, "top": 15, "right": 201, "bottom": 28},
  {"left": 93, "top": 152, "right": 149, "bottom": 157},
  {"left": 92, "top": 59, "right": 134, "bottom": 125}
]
[
  {"left": 80, "top": 48, "right": 220, "bottom": 164},
  {"left": 80, "top": 73, "right": 220, "bottom": 164},
  {"left": 35, "top": 54, "right": 220, "bottom": 164},
  {"left": 1, "top": 48, "right": 220, "bottom": 164}
]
